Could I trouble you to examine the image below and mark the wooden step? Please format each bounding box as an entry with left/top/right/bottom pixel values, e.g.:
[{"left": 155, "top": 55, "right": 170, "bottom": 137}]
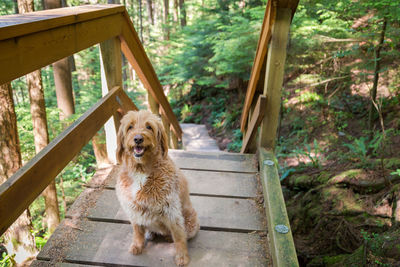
[
  {"left": 100, "top": 169, "right": 259, "bottom": 198},
  {"left": 34, "top": 150, "right": 271, "bottom": 266},
  {"left": 79, "top": 189, "right": 264, "bottom": 232},
  {"left": 169, "top": 149, "right": 257, "bottom": 173},
  {"left": 38, "top": 220, "right": 268, "bottom": 267}
]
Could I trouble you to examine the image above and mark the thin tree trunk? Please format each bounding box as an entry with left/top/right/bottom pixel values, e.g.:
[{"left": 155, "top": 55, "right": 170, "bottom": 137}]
[
  {"left": 173, "top": 0, "right": 178, "bottom": 22},
  {"left": 163, "top": 0, "right": 170, "bottom": 40},
  {"left": 138, "top": 0, "right": 143, "bottom": 42},
  {"left": 368, "top": 17, "right": 387, "bottom": 131},
  {"left": 146, "top": 0, "right": 154, "bottom": 25},
  {"left": 69, "top": 55, "right": 80, "bottom": 98},
  {"left": 44, "top": 0, "right": 75, "bottom": 121},
  {"left": 19, "top": 0, "right": 60, "bottom": 234},
  {"left": 13, "top": 0, "right": 19, "bottom": 13},
  {"left": 0, "top": 82, "right": 37, "bottom": 262},
  {"left": 53, "top": 58, "right": 75, "bottom": 120},
  {"left": 122, "top": 54, "right": 129, "bottom": 90},
  {"left": 27, "top": 71, "right": 60, "bottom": 233},
  {"left": 178, "top": 0, "right": 186, "bottom": 27}
]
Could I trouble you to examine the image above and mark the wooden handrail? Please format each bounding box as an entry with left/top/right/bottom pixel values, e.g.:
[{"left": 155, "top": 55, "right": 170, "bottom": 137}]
[
  {"left": 259, "top": 148, "right": 299, "bottom": 266},
  {"left": 0, "top": 86, "right": 137, "bottom": 235},
  {"left": 240, "top": 0, "right": 299, "bottom": 133},
  {"left": 240, "top": 0, "right": 275, "bottom": 133},
  {"left": 0, "top": 5, "right": 182, "bottom": 140},
  {"left": 240, "top": 95, "right": 266, "bottom": 153},
  {"left": 120, "top": 10, "right": 182, "bottom": 138},
  {"left": 0, "top": 4, "right": 183, "bottom": 234}
]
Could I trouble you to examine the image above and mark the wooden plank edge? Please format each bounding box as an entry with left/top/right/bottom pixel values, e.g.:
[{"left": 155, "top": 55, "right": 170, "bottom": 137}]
[
  {"left": 119, "top": 13, "right": 182, "bottom": 139},
  {"left": 240, "top": 95, "right": 267, "bottom": 153},
  {"left": 0, "top": 13, "right": 123, "bottom": 85},
  {"left": 0, "top": 87, "right": 122, "bottom": 235},
  {"left": 258, "top": 148, "right": 299, "bottom": 266},
  {"left": 0, "top": 5, "right": 125, "bottom": 41}
]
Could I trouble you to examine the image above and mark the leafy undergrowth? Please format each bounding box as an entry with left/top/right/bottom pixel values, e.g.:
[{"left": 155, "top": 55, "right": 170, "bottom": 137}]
[{"left": 275, "top": 62, "right": 400, "bottom": 265}]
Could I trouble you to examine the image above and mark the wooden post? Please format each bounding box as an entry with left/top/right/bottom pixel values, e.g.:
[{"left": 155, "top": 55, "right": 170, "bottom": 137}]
[
  {"left": 100, "top": 37, "right": 123, "bottom": 164},
  {"left": 148, "top": 93, "right": 160, "bottom": 115},
  {"left": 159, "top": 107, "right": 171, "bottom": 148},
  {"left": 258, "top": 8, "right": 291, "bottom": 150},
  {"left": 170, "top": 127, "right": 179, "bottom": 149},
  {"left": 246, "top": 96, "right": 258, "bottom": 153}
]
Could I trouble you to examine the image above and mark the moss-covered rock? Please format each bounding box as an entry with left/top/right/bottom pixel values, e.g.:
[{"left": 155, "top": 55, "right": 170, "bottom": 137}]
[{"left": 321, "top": 186, "right": 364, "bottom": 216}]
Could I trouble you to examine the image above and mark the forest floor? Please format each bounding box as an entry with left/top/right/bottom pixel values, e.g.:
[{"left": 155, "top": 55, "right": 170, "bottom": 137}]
[{"left": 176, "top": 69, "right": 400, "bottom": 266}]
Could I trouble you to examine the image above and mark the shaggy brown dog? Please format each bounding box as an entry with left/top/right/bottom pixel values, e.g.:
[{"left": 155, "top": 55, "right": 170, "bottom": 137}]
[{"left": 115, "top": 110, "right": 199, "bottom": 266}]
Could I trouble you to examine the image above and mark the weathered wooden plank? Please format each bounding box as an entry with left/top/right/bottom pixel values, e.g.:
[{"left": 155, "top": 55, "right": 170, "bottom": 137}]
[
  {"left": 38, "top": 220, "right": 268, "bottom": 266},
  {"left": 241, "top": 95, "right": 267, "bottom": 153},
  {"left": 31, "top": 260, "right": 99, "bottom": 267},
  {"left": 103, "top": 168, "right": 258, "bottom": 198},
  {"left": 259, "top": 148, "right": 298, "bottom": 266},
  {"left": 0, "top": 5, "right": 124, "bottom": 40},
  {"left": 259, "top": 8, "right": 292, "bottom": 149},
  {"left": 119, "top": 13, "right": 182, "bottom": 139},
  {"left": 182, "top": 170, "right": 258, "bottom": 198},
  {"left": 168, "top": 150, "right": 257, "bottom": 173},
  {"left": 0, "top": 13, "right": 123, "bottom": 85},
  {"left": 240, "top": 0, "right": 275, "bottom": 132},
  {"left": 0, "top": 87, "right": 122, "bottom": 235},
  {"left": 82, "top": 189, "right": 264, "bottom": 232}
]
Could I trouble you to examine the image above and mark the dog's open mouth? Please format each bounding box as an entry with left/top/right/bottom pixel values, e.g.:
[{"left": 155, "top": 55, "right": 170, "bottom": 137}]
[{"left": 133, "top": 146, "right": 145, "bottom": 158}]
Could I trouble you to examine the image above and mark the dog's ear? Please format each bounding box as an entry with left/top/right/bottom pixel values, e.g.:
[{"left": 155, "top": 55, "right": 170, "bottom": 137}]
[
  {"left": 116, "top": 124, "right": 125, "bottom": 164},
  {"left": 157, "top": 118, "right": 169, "bottom": 158}
]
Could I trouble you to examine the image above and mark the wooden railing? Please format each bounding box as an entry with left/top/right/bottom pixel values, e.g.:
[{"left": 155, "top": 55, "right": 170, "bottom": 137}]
[
  {"left": 240, "top": 0, "right": 300, "bottom": 266},
  {"left": 0, "top": 5, "right": 181, "bottom": 235},
  {"left": 240, "top": 0, "right": 298, "bottom": 153}
]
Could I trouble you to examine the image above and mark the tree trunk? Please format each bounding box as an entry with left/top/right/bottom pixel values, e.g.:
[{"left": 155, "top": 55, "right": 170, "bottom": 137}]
[
  {"left": 178, "top": 0, "right": 186, "bottom": 27},
  {"left": 163, "top": 0, "right": 170, "bottom": 40},
  {"left": 19, "top": 0, "right": 61, "bottom": 235},
  {"left": 53, "top": 58, "right": 75, "bottom": 120},
  {"left": 173, "top": 0, "right": 178, "bottom": 22},
  {"left": 122, "top": 54, "right": 129, "bottom": 90},
  {"left": 27, "top": 71, "right": 60, "bottom": 233},
  {"left": 368, "top": 17, "right": 387, "bottom": 131},
  {"left": 43, "top": 0, "right": 60, "bottom": 9},
  {"left": 13, "top": 0, "right": 19, "bottom": 13},
  {"left": 43, "top": 0, "right": 75, "bottom": 121},
  {"left": 138, "top": 0, "right": 144, "bottom": 42},
  {"left": 0, "top": 82, "right": 37, "bottom": 262},
  {"left": 146, "top": 0, "right": 154, "bottom": 25}
]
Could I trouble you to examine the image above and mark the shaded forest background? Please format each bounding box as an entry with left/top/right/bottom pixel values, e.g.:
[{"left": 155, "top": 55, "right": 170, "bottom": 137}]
[{"left": 0, "top": 0, "right": 400, "bottom": 266}]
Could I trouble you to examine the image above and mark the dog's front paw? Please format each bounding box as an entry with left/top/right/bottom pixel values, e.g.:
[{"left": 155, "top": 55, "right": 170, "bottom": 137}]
[
  {"left": 129, "top": 243, "right": 143, "bottom": 255},
  {"left": 175, "top": 251, "right": 190, "bottom": 266}
]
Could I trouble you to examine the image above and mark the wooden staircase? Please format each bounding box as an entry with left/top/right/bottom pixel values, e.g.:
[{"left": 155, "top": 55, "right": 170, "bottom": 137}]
[
  {"left": 33, "top": 150, "right": 271, "bottom": 266},
  {"left": 0, "top": 1, "right": 300, "bottom": 266}
]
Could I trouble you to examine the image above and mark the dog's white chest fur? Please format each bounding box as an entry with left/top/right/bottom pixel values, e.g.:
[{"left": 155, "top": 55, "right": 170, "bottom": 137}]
[{"left": 129, "top": 172, "right": 148, "bottom": 197}]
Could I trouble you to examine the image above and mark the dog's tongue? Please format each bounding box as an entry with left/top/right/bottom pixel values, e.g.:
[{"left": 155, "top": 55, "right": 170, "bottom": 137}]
[{"left": 134, "top": 146, "right": 144, "bottom": 155}]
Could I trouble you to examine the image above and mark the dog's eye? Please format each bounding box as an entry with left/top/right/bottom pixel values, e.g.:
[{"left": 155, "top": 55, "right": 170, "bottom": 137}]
[
  {"left": 146, "top": 125, "right": 152, "bottom": 130},
  {"left": 128, "top": 125, "right": 133, "bottom": 130}
]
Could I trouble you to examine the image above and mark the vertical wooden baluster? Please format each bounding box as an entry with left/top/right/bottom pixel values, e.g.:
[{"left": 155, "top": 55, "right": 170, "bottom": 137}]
[
  {"left": 100, "top": 37, "right": 123, "bottom": 164},
  {"left": 148, "top": 93, "right": 160, "bottom": 115},
  {"left": 170, "top": 127, "right": 179, "bottom": 149},
  {"left": 258, "top": 8, "right": 291, "bottom": 150},
  {"left": 159, "top": 107, "right": 171, "bottom": 148}
]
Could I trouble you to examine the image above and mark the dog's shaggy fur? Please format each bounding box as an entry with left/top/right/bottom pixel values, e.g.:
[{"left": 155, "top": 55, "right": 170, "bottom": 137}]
[{"left": 115, "top": 110, "right": 199, "bottom": 266}]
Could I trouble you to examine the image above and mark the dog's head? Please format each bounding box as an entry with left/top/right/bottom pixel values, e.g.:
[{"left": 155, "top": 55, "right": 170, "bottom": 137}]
[{"left": 116, "top": 110, "right": 168, "bottom": 165}]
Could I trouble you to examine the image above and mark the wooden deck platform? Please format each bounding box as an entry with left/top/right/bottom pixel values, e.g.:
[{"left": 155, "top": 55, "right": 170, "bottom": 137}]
[{"left": 33, "top": 150, "right": 271, "bottom": 266}]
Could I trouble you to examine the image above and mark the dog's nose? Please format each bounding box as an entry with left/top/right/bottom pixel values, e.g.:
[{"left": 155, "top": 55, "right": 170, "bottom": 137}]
[{"left": 134, "top": 134, "right": 144, "bottom": 144}]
